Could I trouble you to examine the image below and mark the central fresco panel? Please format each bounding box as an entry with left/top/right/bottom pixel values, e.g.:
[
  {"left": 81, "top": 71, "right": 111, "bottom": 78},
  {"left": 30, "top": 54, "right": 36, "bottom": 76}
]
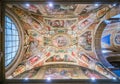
[{"left": 6, "top": 4, "right": 117, "bottom": 79}]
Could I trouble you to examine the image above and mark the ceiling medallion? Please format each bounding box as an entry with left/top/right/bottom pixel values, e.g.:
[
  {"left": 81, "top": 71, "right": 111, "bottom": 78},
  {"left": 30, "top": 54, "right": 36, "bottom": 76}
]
[{"left": 52, "top": 34, "right": 71, "bottom": 48}]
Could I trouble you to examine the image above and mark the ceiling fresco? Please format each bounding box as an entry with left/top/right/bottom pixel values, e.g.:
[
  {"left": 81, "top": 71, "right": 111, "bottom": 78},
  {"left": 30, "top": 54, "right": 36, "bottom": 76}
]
[
  {"left": 18, "top": 4, "right": 86, "bottom": 16},
  {"left": 6, "top": 4, "right": 117, "bottom": 79},
  {"left": 101, "top": 22, "right": 120, "bottom": 52}
]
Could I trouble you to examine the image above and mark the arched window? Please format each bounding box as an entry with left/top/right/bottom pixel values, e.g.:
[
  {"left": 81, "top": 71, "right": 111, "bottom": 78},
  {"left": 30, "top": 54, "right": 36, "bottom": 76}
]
[{"left": 5, "top": 16, "right": 20, "bottom": 66}]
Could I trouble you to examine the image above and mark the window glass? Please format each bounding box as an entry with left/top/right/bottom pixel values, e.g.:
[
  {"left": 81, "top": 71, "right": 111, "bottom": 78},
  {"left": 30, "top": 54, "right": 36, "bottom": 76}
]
[{"left": 5, "top": 16, "right": 20, "bottom": 66}]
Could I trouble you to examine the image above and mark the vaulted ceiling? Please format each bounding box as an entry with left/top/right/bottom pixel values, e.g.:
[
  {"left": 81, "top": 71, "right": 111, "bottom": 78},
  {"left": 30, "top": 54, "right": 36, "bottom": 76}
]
[{"left": 6, "top": 3, "right": 118, "bottom": 79}]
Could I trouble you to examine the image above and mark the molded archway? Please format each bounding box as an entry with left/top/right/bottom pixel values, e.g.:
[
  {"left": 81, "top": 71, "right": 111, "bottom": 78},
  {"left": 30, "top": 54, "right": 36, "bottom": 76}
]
[{"left": 94, "top": 6, "right": 120, "bottom": 67}]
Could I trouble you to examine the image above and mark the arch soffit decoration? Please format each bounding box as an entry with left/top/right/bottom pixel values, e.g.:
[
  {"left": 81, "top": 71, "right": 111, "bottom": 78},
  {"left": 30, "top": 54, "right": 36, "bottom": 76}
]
[{"left": 94, "top": 6, "right": 120, "bottom": 67}]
